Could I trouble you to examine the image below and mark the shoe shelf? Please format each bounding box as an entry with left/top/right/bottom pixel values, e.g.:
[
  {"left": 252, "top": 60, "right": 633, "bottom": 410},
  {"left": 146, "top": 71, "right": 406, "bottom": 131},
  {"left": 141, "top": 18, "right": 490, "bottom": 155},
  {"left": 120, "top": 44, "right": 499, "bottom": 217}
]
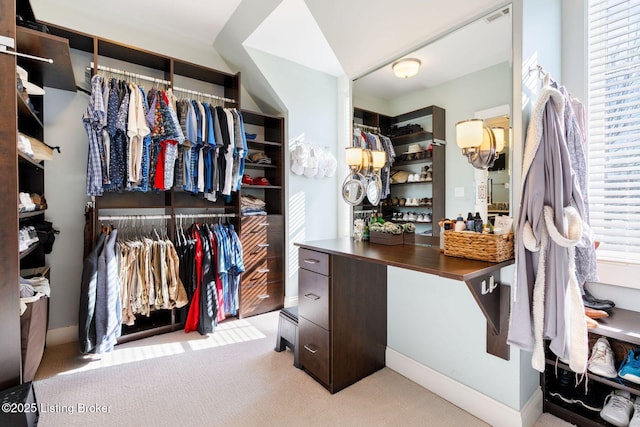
[
  {"left": 545, "top": 357, "right": 640, "bottom": 397},
  {"left": 19, "top": 210, "right": 46, "bottom": 219},
  {"left": 390, "top": 180, "right": 433, "bottom": 185},
  {"left": 390, "top": 131, "right": 434, "bottom": 146},
  {"left": 590, "top": 307, "right": 640, "bottom": 347},
  {"left": 244, "top": 163, "right": 278, "bottom": 170},
  {"left": 393, "top": 158, "right": 433, "bottom": 167},
  {"left": 19, "top": 243, "right": 39, "bottom": 260}
]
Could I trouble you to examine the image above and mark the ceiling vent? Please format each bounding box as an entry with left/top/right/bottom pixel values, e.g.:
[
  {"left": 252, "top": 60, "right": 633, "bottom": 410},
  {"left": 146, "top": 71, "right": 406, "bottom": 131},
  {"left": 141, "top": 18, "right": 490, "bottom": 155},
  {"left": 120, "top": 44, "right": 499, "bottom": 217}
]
[{"left": 484, "top": 7, "right": 511, "bottom": 23}]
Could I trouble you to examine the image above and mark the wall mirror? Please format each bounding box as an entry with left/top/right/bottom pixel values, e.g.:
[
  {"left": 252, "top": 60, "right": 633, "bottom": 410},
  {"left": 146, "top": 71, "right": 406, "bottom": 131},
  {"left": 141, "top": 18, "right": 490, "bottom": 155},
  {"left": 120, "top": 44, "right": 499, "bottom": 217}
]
[{"left": 352, "top": 4, "right": 513, "bottom": 230}]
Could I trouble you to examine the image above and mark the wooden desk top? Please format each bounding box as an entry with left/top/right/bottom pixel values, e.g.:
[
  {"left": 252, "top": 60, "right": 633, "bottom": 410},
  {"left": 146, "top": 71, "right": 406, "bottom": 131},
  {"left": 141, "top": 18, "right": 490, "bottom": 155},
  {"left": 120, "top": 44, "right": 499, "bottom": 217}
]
[{"left": 296, "top": 238, "right": 513, "bottom": 282}]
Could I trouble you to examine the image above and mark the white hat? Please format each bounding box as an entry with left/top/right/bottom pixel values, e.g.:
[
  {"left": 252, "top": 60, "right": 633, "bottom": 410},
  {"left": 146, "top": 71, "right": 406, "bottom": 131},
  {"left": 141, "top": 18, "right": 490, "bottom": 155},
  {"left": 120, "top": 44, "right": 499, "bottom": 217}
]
[
  {"left": 403, "top": 143, "right": 422, "bottom": 155},
  {"left": 17, "top": 66, "right": 45, "bottom": 96}
]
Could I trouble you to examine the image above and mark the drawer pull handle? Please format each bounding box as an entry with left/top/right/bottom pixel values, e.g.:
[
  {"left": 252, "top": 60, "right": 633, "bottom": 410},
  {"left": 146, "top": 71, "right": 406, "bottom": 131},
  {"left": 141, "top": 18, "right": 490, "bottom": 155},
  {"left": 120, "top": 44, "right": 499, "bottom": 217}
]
[
  {"left": 258, "top": 268, "right": 270, "bottom": 273},
  {"left": 257, "top": 294, "right": 270, "bottom": 299},
  {"left": 303, "top": 259, "right": 320, "bottom": 265},
  {"left": 304, "top": 344, "right": 318, "bottom": 354},
  {"left": 304, "top": 293, "right": 320, "bottom": 301},
  {"left": 260, "top": 223, "right": 270, "bottom": 227},
  {"left": 252, "top": 243, "right": 270, "bottom": 254}
]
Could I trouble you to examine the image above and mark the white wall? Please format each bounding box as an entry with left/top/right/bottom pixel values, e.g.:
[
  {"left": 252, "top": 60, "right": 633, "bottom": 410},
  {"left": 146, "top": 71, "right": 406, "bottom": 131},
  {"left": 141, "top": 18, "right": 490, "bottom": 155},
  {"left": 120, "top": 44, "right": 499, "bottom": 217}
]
[
  {"left": 387, "top": 266, "right": 523, "bottom": 409},
  {"left": 246, "top": 48, "right": 341, "bottom": 304}
]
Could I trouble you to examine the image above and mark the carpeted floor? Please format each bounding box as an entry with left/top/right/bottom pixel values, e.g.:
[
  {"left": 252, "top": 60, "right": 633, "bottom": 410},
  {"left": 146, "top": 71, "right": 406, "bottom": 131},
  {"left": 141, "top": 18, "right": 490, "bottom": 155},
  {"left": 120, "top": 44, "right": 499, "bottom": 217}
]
[{"left": 33, "top": 311, "right": 573, "bottom": 426}]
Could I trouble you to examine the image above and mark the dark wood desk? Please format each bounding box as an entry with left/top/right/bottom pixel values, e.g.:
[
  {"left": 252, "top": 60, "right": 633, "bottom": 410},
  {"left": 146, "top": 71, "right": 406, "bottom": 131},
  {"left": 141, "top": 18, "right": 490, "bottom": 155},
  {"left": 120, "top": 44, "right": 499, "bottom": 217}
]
[{"left": 295, "top": 238, "right": 513, "bottom": 392}]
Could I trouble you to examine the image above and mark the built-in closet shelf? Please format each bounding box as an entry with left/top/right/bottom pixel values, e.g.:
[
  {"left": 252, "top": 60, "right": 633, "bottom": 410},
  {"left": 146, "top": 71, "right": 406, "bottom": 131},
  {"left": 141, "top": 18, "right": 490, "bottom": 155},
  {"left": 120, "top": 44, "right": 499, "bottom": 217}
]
[
  {"left": 19, "top": 243, "right": 39, "bottom": 260},
  {"left": 242, "top": 185, "right": 283, "bottom": 190},
  {"left": 16, "top": 26, "right": 76, "bottom": 92},
  {"left": 393, "top": 158, "right": 433, "bottom": 167},
  {"left": 247, "top": 140, "right": 282, "bottom": 147},
  {"left": 390, "top": 181, "right": 433, "bottom": 186},
  {"left": 17, "top": 91, "right": 43, "bottom": 130},
  {"left": 97, "top": 38, "right": 171, "bottom": 74},
  {"left": 544, "top": 357, "right": 640, "bottom": 396},
  {"left": 588, "top": 307, "right": 640, "bottom": 346},
  {"left": 244, "top": 164, "right": 278, "bottom": 170},
  {"left": 18, "top": 152, "right": 44, "bottom": 170},
  {"left": 19, "top": 210, "right": 46, "bottom": 219},
  {"left": 20, "top": 266, "right": 50, "bottom": 278},
  {"left": 390, "top": 131, "right": 434, "bottom": 146}
]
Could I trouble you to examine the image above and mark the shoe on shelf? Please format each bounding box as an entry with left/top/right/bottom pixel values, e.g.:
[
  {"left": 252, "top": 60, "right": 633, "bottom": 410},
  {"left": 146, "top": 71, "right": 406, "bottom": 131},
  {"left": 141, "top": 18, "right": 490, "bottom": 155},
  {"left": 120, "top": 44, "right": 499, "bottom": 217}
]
[
  {"left": 573, "top": 379, "right": 610, "bottom": 412},
  {"left": 547, "top": 368, "right": 577, "bottom": 405},
  {"left": 588, "top": 337, "right": 618, "bottom": 378},
  {"left": 583, "top": 287, "right": 615, "bottom": 311},
  {"left": 585, "top": 307, "right": 609, "bottom": 319},
  {"left": 629, "top": 396, "right": 640, "bottom": 427},
  {"left": 618, "top": 349, "right": 640, "bottom": 385},
  {"left": 600, "top": 390, "right": 633, "bottom": 427},
  {"left": 586, "top": 316, "right": 599, "bottom": 329}
]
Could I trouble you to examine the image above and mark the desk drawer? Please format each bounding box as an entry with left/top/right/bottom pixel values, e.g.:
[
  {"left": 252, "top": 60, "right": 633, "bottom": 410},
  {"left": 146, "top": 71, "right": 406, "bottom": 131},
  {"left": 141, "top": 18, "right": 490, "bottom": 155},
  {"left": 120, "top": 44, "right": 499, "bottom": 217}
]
[
  {"left": 298, "top": 248, "right": 330, "bottom": 276},
  {"left": 298, "top": 268, "right": 329, "bottom": 330},
  {"left": 299, "top": 316, "right": 330, "bottom": 386}
]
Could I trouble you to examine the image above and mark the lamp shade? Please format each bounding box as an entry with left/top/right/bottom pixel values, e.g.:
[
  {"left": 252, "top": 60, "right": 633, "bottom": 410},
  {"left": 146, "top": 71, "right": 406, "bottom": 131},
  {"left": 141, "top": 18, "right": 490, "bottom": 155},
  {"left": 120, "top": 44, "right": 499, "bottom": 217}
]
[
  {"left": 456, "top": 119, "right": 484, "bottom": 149},
  {"left": 492, "top": 127, "right": 505, "bottom": 152},
  {"left": 392, "top": 58, "right": 421, "bottom": 79},
  {"left": 346, "top": 147, "right": 363, "bottom": 167},
  {"left": 371, "top": 150, "right": 386, "bottom": 169}
]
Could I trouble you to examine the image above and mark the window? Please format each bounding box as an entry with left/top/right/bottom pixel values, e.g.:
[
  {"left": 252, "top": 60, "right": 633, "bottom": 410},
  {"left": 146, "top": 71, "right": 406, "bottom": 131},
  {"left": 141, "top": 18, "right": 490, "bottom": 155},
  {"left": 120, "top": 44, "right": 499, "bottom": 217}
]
[{"left": 588, "top": 0, "right": 640, "bottom": 263}]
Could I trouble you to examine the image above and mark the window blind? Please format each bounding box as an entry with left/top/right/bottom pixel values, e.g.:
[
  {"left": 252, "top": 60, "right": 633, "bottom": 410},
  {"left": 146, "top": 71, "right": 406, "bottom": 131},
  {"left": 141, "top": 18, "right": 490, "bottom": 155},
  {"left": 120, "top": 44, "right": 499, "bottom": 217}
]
[{"left": 588, "top": 0, "right": 640, "bottom": 262}]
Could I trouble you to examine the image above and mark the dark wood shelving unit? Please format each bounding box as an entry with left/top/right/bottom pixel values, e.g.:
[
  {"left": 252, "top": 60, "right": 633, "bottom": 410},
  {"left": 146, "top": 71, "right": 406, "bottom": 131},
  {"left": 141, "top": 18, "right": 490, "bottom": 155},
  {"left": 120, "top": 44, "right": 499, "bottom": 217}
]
[
  {"left": 353, "top": 105, "right": 445, "bottom": 246},
  {"left": 238, "top": 110, "right": 285, "bottom": 318}
]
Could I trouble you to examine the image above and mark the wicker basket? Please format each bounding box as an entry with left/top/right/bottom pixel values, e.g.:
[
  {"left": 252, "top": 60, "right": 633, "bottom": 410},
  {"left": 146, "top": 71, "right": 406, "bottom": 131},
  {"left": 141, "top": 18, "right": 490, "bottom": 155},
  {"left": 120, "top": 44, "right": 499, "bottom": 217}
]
[{"left": 443, "top": 230, "right": 514, "bottom": 262}]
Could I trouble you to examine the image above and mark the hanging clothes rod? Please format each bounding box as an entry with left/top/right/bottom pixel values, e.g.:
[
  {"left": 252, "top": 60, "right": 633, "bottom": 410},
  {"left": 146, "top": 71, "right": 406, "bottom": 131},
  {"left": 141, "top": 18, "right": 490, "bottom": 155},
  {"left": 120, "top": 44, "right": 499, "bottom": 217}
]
[
  {"left": 175, "top": 213, "right": 237, "bottom": 219},
  {"left": 353, "top": 123, "right": 380, "bottom": 132},
  {"left": 98, "top": 214, "right": 171, "bottom": 221},
  {"left": 0, "top": 45, "right": 53, "bottom": 63},
  {"left": 89, "top": 62, "right": 171, "bottom": 86},
  {"left": 172, "top": 86, "right": 236, "bottom": 104}
]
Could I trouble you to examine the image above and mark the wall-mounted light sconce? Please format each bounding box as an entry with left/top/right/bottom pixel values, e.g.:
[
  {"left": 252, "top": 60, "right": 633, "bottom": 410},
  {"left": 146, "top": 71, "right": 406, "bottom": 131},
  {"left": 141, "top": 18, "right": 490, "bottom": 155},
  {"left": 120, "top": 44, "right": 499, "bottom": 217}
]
[
  {"left": 342, "top": 147, "right": 387, "bottom": 206},
  {"left": 392, "top": 58, "right": 421, "bottom": 79},
  {"left": 455, "top": 119, "right": 505, "bottom": 169}
]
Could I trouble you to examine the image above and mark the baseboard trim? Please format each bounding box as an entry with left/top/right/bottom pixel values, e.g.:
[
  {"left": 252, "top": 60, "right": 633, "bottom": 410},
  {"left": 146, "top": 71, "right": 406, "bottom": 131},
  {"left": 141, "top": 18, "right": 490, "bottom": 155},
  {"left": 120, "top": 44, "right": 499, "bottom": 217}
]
[
  {"left": 386, "top": 348, "right": 541, "bottom": 427},
  {"left": 46, "top": 325, "right": 77, "bottom": 346}
]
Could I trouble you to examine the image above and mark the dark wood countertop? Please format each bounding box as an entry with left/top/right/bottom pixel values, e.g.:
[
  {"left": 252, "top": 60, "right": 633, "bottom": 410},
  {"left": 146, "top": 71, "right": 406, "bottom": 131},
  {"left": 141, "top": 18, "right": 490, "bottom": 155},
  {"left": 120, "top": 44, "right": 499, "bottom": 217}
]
[{"left": 295, "top": 238, "right": 513, "bottom": 282}]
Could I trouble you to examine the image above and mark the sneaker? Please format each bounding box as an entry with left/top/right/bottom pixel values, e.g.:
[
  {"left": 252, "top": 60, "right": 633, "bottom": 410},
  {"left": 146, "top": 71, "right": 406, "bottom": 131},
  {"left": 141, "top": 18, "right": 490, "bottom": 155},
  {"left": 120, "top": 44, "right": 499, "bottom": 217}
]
[
  {"left": 548, "top": 368, "right": 576, "bottom": 405},
  {"left": 618, "top": 349, "right": 640, "bottom": 384},
  {"left": 600, "top": 390, "right": 633, "bottom": 427},
  {"left": 630, "top": 396, "right": 640, "bottom": 427},
  {"left": 573, "top": 379, "right": 609, "bottom": 412},
  {"left": 588, "top": 337, "right": 618, "bottom": 378}
]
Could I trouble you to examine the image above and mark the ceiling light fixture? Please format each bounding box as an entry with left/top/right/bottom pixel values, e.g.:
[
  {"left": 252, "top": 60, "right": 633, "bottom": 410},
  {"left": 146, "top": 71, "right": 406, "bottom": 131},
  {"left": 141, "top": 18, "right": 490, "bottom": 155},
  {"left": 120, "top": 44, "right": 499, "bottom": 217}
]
[{"left": 392, "top": 58, "right": 421, "bottom": 79}]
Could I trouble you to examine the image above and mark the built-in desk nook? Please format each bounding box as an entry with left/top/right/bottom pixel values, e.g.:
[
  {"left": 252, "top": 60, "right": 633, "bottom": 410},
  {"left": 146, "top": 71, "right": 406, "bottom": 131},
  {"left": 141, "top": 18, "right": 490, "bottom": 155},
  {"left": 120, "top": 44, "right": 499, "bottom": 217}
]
[{"left": 295, "top": 238, "right": 514, "bottom": 393}]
